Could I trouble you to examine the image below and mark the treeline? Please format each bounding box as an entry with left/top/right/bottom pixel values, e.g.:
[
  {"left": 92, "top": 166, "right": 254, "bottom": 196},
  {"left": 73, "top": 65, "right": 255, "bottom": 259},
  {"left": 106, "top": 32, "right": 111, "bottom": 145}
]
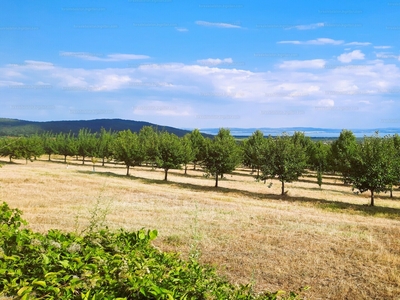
[{"left": 1, "top": 127, "right": 399, "bottom": 206}]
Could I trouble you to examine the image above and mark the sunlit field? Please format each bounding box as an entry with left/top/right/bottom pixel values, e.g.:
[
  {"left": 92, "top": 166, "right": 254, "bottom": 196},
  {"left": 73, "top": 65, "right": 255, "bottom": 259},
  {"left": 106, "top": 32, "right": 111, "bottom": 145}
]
[{"left": 1, "top": 156, "right": 400, "bottom": 299}]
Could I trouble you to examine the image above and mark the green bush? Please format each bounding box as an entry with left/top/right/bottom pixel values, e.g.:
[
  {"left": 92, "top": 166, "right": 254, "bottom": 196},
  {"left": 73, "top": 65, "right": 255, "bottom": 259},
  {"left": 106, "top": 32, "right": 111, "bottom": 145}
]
[{"left": 0, "top": 202, "right": 303, "bottom": 299}]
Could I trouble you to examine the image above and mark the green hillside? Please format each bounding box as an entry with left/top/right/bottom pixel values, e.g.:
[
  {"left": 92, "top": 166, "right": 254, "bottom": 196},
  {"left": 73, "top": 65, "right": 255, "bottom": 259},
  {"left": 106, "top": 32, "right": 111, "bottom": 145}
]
[{"left": 0, "top": 118, "right": 211, "bottom": 137}]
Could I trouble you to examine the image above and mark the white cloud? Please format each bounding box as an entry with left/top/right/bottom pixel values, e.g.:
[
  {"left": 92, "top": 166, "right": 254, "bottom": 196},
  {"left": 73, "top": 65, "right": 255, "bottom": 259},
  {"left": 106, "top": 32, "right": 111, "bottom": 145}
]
[
  {"left": 132, "top": 101, "right": 190, "bottom": 116},
  {"left": 278, "top": 59, "right": 326, "bottom": 69},
  {"left": 381, "top": 100, "right": 395, "bottom": 105},
  {"left": 374, "top": 46, "right": 391, "bottom": 49},
  {"left": 0, "top": 80, "right": 24, "bottom": 87},
  {"left": 195, "top": 21, "right": 241, "bottom": 28},
  {"left": 60, "top": 52, "right": 150, "bottom": 61},
  {"left": 286, "top": 23, "right": 324, "bottom": 30},
  {"left": 345, "top": 42, "right": 371, "bottom": 46},
  {"left": 20, "top": 60, "right": 55, "bottom": 70},
  {"left": 175, "top": 27, "right": 188, "bottom": 32},
  {"left": 358, "top": 100, "right": 370, "bottom": 104},
  {"left": 278, "top": 40, "right": 302, "bottom": 45},
  {"left": 197, "top": 58, "right": 233, "bottom": 66},
  {"left": 106, "top": 54, "right": 149, "bottom": 61},
  {"left": 25, "top": 60, "right": 54, "bottom": 67},
  {"left": 2, "top": 56, "right": 400, "bottom": 128},
  {"left": 317, "top": 99, "right": 335, "bottom": 107},
  {"left": 375, "top": 52, "right": 400, "bottom": 60},
  {"left": 337, "top": 50, "right": 365, "bottom": 63},
  {"left": 278, "top": 38, "right": 344, "bottom": 45}
]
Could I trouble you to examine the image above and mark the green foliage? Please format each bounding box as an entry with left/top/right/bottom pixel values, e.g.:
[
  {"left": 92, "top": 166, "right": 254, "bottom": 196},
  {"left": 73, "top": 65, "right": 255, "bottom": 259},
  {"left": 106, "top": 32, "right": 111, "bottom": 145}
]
[
  {"left": 0, "top": 118, "right": 200, "bottom": 138},
  {"left": 156, "top": 132, "right": 184, "bottom": 181},
  {"left": 0, "top": 203, "right": 302, "bottom": 299},
  {"left": 0, "top": 135, "right": 44, "bottom": 163},
  {"left": 77, "top": 129, "right": 98, "bottom": 165},
  {"left": 329, "top": 130, "right": 358, "bottom": 183},
  {"left": 0, "top": 137, "right": 21, "bottom": 162},
  {"left": 308, "top": 141, "right": 330, "bottom": 172},
  {"left": 189, "top": 129, "right": 206, "bottom": 170},
  {"left": 261, "top": 134, "right": 307, "bottom": 195},
  {"left": 0, "top": 202, "right": 27, "bottom": 228},
  {"left": 42, "top": 132, "right": 57, "bottom": 161},
  {"left": 202, "top": 128, "right": 241, "bottom": 187},
  {"left": 98, "top": 128, "right": 115, "bottom": 166},
  {"left": 348, "top": 133, "right": 399, "bottom": 206},
  {"left": 17, "top": 134, "right": 45, "bottom": 164},
  {"left": 55, "top": 132, "right": 77, "bottom": 163},
  {"left": 242, "top": 130, "right": 266, "bottom": 179},
  {"left": 317, "top": 170, "right": 323, "bottom": 188},
  {"left": 392, "top": 134, "right": 400, "bottom": 187},
  {"left": 139, "top": 126, "right": 159, "bottom": 166},
  {"left": 309, "top": 141, "right": 330, "bottom": 188},
  {"left": 180, "top": 134, "right": 194, "bottom": 175},
  {"left": 112, "top": 130, "right": 144, "bottom": 176}
]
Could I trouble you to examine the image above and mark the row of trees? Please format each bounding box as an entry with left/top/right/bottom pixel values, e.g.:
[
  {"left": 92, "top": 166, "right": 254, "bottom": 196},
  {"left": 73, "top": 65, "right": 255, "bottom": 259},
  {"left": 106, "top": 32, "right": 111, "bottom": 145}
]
[
  {"left": 0, "top": 127, "right": 238, "bottom": 185},
  {"left": 1, "top": 127, "right": 399, "bottom": 206},
  {"left": 242, "top": 129, "right": 400, "bottom": 206}
]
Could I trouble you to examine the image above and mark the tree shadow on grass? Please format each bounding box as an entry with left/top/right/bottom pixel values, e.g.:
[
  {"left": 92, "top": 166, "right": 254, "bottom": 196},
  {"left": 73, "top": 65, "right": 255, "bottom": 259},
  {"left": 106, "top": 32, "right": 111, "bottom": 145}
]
[
  {"left": 36, "top": 159, "right": 67, "bottom": 165},
  {"left": 298, "top": 177, "right": 349, "bottom": 188},
  {"left": 38, "top": 158, "right": 126, "bottom": 168},
  {"left": 0, "top": 159, "right": 20, "bottom": 165},
  {"left": 77, "top": 170, "right": 400, "bottom": 220},
  {"left": 294, "top": 185, "right": 353, "bottom": 195}
]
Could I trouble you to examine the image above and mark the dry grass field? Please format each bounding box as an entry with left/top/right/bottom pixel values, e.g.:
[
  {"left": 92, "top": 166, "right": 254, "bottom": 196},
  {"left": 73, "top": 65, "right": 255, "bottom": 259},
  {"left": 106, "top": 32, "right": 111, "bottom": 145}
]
[{"left": 1, "top": 157, "right": 400, "bottom": 299}]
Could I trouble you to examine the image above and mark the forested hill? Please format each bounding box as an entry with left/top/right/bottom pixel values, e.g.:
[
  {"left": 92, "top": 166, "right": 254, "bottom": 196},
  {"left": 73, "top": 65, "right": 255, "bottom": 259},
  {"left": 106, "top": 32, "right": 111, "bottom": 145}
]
[{"left": 0, "top": 118, "right": 208, "bottom": 137}]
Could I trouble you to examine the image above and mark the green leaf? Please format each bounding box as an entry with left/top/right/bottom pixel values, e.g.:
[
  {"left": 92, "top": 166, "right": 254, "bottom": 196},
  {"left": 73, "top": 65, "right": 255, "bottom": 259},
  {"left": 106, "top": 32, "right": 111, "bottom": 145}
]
[
  {"left": 17, "top": 286, "right": 32, "bottom": 297},
  {"left": 45, "top": 271, "right": 60, "bottom": 278},
  {"left": 149, "top": 229, "right": 158, "bottom": 241},
  {"left": 59, "top": 260, "right": 70, "bottom": 268},
  {"left": 33, "top": 280, "right": 47, "bottom": 288},
  {"left": 41, "top": 253, "right": 50, "bottom": 264},
  {"left": 138, "top": 231, "right": 146, "bottom": 240}
]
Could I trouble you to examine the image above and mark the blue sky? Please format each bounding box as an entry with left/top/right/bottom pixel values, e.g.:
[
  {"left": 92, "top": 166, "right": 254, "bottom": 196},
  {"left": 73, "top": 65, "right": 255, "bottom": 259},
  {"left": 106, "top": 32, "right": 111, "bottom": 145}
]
[{"left": 1, "top": 0, "right": 400, "bottom": 130}]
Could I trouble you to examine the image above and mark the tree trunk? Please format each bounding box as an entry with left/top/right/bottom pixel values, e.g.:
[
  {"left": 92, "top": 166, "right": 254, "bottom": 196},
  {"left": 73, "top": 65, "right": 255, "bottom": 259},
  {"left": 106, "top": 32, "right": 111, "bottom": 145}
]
[
  {"left": 25, "top": 158, "right": 28, "bottom": 164},
  {"left": 184, "top": 164, "right": 187, "bottom": 175},
  {"left": 257, "top": 168, "right": 260, "bottom": 177},
  {"left": 82, "top": 156, "right": 85, "bottom": 165},
  {"left": 164, "top": 169, "right": 168, "bottom": 181},
  {"left": 102, "top": 157, "right": 105, "bottom": 167},
  {"left": 193, "top": 162, "right": 196, "bottom": 170},
  {"left": 220, "top": 173, "right": 223, "bottom": 179},
  {"left": 9, "top": 155, "right": 12, "bottom": 162},
  {"left": 64, "top": 155, "right": 67, "bottom": 163},
  {"left": 215, "top": 172, "right": 219, "bottom": 187},
  {"left": 390, "top": 187, "right": 393, "bottom": 198},
  {"left": 126, "top": 165, "right": 130, "bottom": 176},
  {"left": 281, "top": 181, "right": 285, "bottom": 195},
  {"left": 370, "top": 189, "right": 375, "bottom": 206},
  {"left": 48, "top": 154, "right": 51, "bottom": 161}
]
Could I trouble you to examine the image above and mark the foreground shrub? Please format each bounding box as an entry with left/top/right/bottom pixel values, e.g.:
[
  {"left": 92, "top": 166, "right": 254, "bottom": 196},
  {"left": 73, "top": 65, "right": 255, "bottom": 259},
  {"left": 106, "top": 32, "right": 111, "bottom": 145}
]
[{"left": 0, "top": 202, "right": 303, "bottom": 299}]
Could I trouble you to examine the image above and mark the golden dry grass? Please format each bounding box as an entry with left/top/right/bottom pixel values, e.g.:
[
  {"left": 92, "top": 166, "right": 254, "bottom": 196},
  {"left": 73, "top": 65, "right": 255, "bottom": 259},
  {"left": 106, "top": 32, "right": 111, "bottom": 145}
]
[{"left": 1, "top": 157, "right": 400, "bottom": 299}]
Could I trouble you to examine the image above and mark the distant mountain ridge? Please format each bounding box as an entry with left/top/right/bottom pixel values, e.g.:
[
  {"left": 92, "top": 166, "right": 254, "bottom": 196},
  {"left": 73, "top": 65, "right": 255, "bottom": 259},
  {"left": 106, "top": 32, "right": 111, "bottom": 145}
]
[
  {"left": 2, "top": 118, "right": 399, "bottom": 138},
  {"left": 0, "top": 118, "right": 210, "bottom": 137},
  {"left": 199, "top": 127, "right": 400, "bottom": 138}
]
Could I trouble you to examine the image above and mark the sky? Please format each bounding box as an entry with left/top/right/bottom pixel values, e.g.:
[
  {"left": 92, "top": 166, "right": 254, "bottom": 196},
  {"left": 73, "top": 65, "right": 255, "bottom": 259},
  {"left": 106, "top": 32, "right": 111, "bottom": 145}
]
[{"left": 0, "top": 0, "right": 400, "bottom": 130}]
